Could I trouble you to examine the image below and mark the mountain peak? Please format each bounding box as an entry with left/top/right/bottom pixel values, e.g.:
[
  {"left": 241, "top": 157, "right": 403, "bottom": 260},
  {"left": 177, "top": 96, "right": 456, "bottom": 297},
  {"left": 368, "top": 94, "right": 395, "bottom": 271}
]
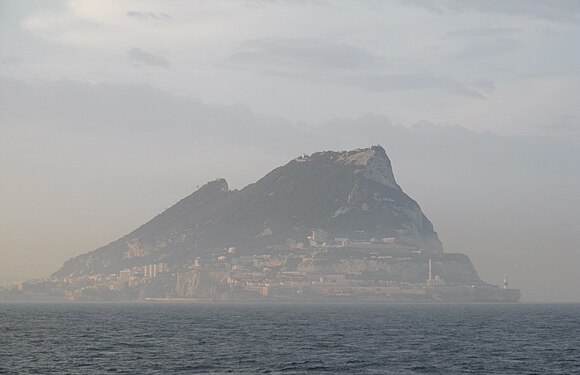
[
  {"left": 297, "top": 146, "right": 398, "bottom": 188},
  {"left": 336, "top": 145, "right": 387, "bottom": 166},
  {"left": 341, "top": 146, "right": 398, "bottom": 188}
]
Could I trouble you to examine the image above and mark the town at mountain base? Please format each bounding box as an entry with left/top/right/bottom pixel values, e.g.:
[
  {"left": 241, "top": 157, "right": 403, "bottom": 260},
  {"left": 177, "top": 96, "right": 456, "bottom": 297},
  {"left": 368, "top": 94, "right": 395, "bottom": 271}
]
[{"left": 2, "top": 146, "right": 520, "bottom": 302}]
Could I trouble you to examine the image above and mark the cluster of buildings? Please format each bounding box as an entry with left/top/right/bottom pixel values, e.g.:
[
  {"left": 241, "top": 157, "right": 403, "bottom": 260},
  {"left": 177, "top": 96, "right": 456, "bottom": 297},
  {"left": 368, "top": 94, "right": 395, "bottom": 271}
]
[
  {"left": 2, "top": 229, "right": 518, "bottom": 302},
  {"left": 65, "top": 231, "right": 444, "bottom": 301}
]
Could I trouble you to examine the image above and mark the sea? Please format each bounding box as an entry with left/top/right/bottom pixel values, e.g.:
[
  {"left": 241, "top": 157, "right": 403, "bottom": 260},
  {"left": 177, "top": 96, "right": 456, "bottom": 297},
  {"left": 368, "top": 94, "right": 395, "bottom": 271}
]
[{"left": 0, "top": 303, "right": 578, "bottom": 374}]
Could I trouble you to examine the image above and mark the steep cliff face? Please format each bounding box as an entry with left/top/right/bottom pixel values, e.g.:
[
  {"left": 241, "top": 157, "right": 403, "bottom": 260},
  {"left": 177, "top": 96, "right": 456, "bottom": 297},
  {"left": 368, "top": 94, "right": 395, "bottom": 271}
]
[{"left": 53, "top": 146, "right": 444, "bottom": 279}]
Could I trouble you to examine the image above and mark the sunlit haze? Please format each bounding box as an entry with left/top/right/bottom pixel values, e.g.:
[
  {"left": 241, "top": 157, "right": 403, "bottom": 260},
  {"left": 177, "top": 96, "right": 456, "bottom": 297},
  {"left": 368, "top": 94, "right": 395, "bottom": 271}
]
[{"left": 1, "top": 0, "right": 579, "bottom": 302}]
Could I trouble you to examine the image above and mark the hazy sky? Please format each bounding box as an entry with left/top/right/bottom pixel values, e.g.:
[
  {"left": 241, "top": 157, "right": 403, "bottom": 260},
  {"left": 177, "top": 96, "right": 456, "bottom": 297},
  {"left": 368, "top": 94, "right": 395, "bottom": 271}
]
[{"left": 1, "top": 0, "right": 579, "bottom": 302}]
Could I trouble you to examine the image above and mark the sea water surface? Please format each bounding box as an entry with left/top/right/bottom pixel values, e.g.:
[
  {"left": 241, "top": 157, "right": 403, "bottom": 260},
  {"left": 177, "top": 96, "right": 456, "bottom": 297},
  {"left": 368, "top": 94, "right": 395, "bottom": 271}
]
[{"left": 0, "top": 303, "right": 578, "bottom": 374}]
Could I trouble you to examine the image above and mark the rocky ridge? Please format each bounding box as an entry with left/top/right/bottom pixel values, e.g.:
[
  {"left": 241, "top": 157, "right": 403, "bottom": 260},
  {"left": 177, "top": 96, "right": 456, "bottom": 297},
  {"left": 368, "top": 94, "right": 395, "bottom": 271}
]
[{"left": 54, "top": 146, "right": 446, "bottom": 279}]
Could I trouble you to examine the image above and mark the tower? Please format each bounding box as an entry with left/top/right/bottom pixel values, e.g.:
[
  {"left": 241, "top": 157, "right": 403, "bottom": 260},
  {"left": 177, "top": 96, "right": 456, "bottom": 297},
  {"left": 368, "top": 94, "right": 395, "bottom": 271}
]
[{"left": 503, "top": 271, "right": 508, "bottom": 289}]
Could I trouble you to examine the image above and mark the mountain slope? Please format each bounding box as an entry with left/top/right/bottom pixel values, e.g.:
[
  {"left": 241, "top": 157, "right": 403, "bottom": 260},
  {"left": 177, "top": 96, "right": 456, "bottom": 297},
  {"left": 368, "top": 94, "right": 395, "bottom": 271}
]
[{"left": 53, "top": 146, "right": 443, "bottom": 279}]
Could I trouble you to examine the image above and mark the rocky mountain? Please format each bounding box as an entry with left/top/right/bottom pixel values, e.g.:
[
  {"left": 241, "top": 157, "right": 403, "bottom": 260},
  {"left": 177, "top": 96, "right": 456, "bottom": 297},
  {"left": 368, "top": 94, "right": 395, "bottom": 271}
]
[{"left": 53, "top": 146, "right": 446, "bottom": 279}]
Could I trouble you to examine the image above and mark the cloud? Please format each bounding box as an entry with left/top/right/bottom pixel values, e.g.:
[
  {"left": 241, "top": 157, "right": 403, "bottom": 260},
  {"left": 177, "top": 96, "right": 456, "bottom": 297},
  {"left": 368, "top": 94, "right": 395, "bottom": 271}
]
[
  {"left": 0, "top": 77, "right": 304, "bottom": 152},
  {"left": 344, "top": 74, "right": 495, "bottom": 98},
  {"left": 222, "top": 37, "right": 494, "bottom": 98},
  {"left": 442, "top": 27, "right": 522, "bottom": 39},
  {"left": 0, "top": 56, "right": 23, "bottom": 65},
  {"left": 126, "top": 11, "right": 172, "bottom": 22},
  {"left": 440, "top": 27, "right": 524, "bottom": 62},
  {"left": 1, "top": 77, "right": 574, "bottom": 167},
  {"left": 226, "top": 38, "right": 382, "bottom": 70},
  {"left": 127, "top": 47, "right": 169, "bottom": 67},
  {"left": 547, "top": 114, "right": 580, "bottom": 132},
  {"left": 20, "top": 8, "right": 102, "bottom": 42},
  {"left": 406, "top": 0, "right": 580, "bottom": 23},
  {"left": 242, "top": 0, "right": 334, "bottom": 9}
]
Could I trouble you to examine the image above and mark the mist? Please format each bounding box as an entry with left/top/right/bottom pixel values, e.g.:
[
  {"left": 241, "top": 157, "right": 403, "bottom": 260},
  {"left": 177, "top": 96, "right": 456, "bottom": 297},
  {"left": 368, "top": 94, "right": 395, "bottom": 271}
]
[
  {"left": 1, "top": 77, "right": 578, "bottom": 301},
  {"left": 1, "top": 1, "right": 579, "bottom": 302}
]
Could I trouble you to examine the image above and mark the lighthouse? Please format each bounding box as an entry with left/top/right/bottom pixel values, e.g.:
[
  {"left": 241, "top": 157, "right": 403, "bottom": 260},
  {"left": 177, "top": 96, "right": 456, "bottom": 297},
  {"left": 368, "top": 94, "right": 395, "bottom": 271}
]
[{"left": 503, "top": 271, "right": 509, "bottom": 289}]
